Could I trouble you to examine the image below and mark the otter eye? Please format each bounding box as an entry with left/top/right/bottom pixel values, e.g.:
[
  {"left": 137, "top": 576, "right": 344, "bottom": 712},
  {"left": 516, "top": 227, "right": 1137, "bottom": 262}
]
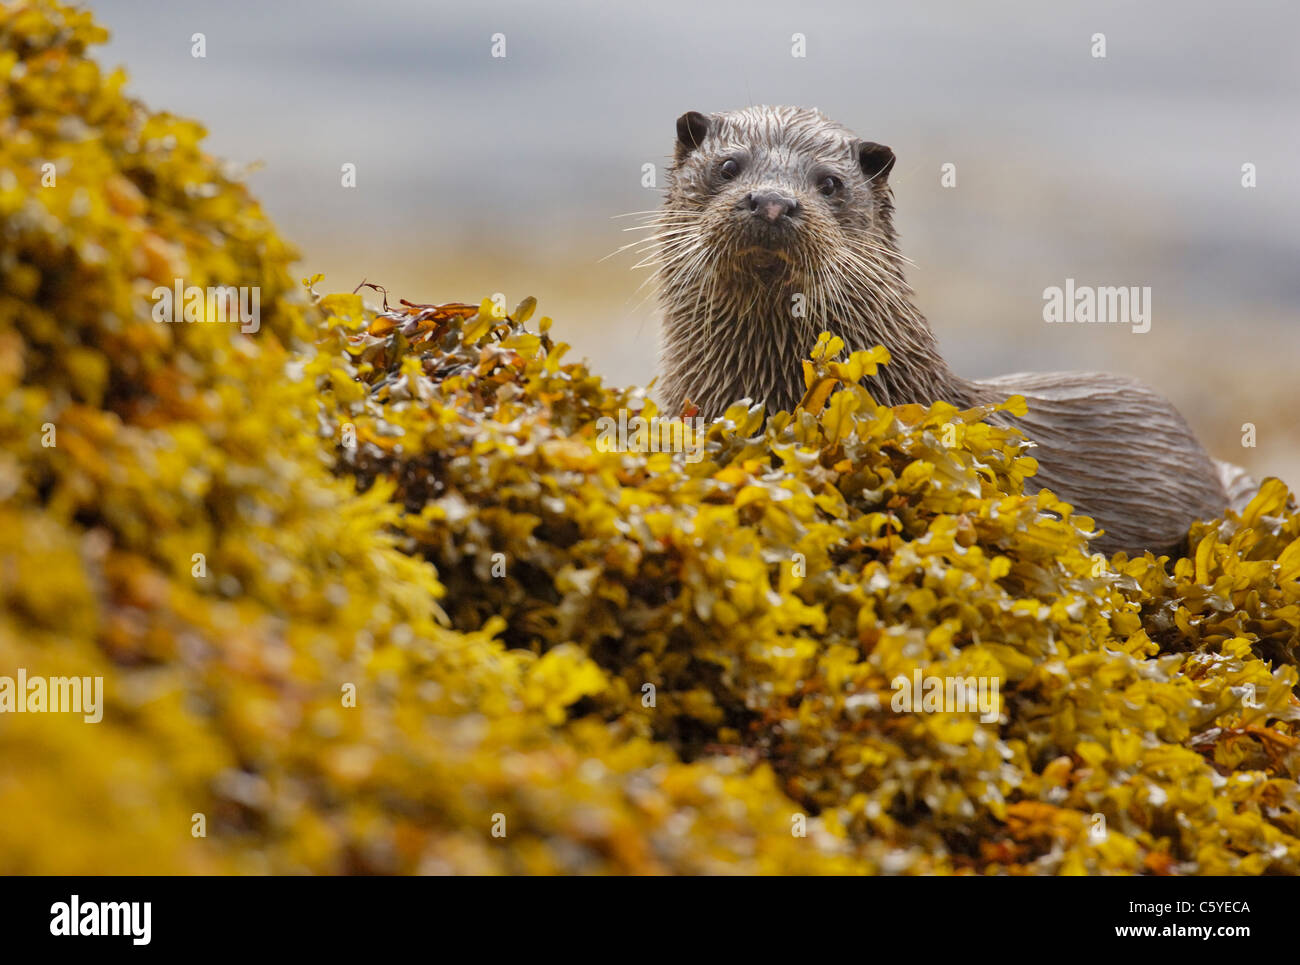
[
  {"left": 719, "top": 158, "right": 740, "bottom": 180},
  {"left": 818, "top": 174, "right": 843, "bottom": 197}
]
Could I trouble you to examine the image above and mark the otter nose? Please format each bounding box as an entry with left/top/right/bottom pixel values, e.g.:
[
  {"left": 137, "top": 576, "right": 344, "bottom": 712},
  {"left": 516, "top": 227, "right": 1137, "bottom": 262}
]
[{"left": 746, "top": 191, "right": 798, "bottom": 223}]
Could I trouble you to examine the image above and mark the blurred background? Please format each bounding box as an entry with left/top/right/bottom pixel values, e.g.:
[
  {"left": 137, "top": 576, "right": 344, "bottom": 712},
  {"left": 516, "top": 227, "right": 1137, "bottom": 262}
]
[{"left": 98, "top": 0, "right": 1298, "bottom": 486}]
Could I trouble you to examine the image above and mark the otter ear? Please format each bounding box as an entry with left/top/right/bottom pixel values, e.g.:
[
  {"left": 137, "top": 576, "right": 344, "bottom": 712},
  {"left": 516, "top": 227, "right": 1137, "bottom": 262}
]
[
  {"left": 856, "top": 141, "right": 895, "bottom": 183},
  {"left": 675, "top": 111, "right": 711, "bottom": 161}
]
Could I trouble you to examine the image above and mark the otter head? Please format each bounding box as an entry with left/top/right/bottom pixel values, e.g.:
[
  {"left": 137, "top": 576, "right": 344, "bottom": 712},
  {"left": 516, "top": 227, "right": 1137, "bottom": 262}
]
[
  {"left": 655, "top": 106, "right": 920, "bottom": 419},
  {"left": 664, "top": 106, "right": 897, "bottom": 290}
]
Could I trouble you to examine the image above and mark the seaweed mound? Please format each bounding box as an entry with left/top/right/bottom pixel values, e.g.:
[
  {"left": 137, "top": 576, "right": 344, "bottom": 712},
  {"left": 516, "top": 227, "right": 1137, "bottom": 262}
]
[{"left": 3, "top": 0, "right": 1299, "bottom": 874}]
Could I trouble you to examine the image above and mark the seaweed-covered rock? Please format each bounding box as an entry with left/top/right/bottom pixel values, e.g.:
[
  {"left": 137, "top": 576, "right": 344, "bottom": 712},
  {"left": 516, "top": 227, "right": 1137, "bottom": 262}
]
[
  {"left": 0, "top": 0, "right": 854, "bottom": 875},
  {"left": 318, "top": 290, "right": 1300, "bottom": 875},
  {"left": 3, "top": 0, "right": 1299, "bottom": 875}
]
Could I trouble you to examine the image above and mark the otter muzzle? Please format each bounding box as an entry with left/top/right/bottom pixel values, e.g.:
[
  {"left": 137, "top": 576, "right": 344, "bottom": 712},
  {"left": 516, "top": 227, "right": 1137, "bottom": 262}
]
[{"left": 745, "top": 190, "right": 799, "bottom": 223}]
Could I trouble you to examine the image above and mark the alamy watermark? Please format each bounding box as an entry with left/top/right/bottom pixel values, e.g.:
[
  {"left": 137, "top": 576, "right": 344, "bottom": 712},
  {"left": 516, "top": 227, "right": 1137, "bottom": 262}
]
[
  {"left": 891, "top": 669, "right": 1000, "bottom": 724},
  {"left": 50, "top": 895, "right": 150, "bottom": 945},
  {"left": 1042, "top": 278, "right": 1151, "bottom": 334},
  {"left": 0, "top": 669, "right": 103, "bottom": 722},
  {"left": 151, "top": 278, "right": 260, "bottom": 333},
  {"left": 595, "top": 410, "right": 706, "bottom": 463}
]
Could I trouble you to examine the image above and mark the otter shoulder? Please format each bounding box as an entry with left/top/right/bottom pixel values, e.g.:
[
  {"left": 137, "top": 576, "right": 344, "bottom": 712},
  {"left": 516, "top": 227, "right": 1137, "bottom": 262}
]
[{"left": 975, "top": 370, "right": 1150, "bottom": 403}]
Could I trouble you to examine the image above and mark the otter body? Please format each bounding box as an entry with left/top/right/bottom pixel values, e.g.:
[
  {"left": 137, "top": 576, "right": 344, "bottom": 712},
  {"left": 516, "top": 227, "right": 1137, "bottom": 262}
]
[{"left": 653, "top": 105, "right": 1240, "bottom": 555}]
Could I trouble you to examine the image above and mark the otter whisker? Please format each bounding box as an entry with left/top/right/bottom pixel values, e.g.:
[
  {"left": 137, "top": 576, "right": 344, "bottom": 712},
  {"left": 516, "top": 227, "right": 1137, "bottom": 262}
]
[{"left": 610, "top": 209, "right": 698, "bottom": 220}]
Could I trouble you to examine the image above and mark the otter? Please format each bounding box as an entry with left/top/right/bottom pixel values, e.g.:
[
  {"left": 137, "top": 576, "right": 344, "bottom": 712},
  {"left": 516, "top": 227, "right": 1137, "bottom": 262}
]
[{"left": 652, "top": 105, "right": 1253, "bottom": 555}]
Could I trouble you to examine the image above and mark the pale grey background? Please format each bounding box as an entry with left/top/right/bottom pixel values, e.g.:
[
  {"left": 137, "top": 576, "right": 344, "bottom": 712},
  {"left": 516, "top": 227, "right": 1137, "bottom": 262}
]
[{"left": 96, "top": 0, "right": 1299, "bottom": 481}]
